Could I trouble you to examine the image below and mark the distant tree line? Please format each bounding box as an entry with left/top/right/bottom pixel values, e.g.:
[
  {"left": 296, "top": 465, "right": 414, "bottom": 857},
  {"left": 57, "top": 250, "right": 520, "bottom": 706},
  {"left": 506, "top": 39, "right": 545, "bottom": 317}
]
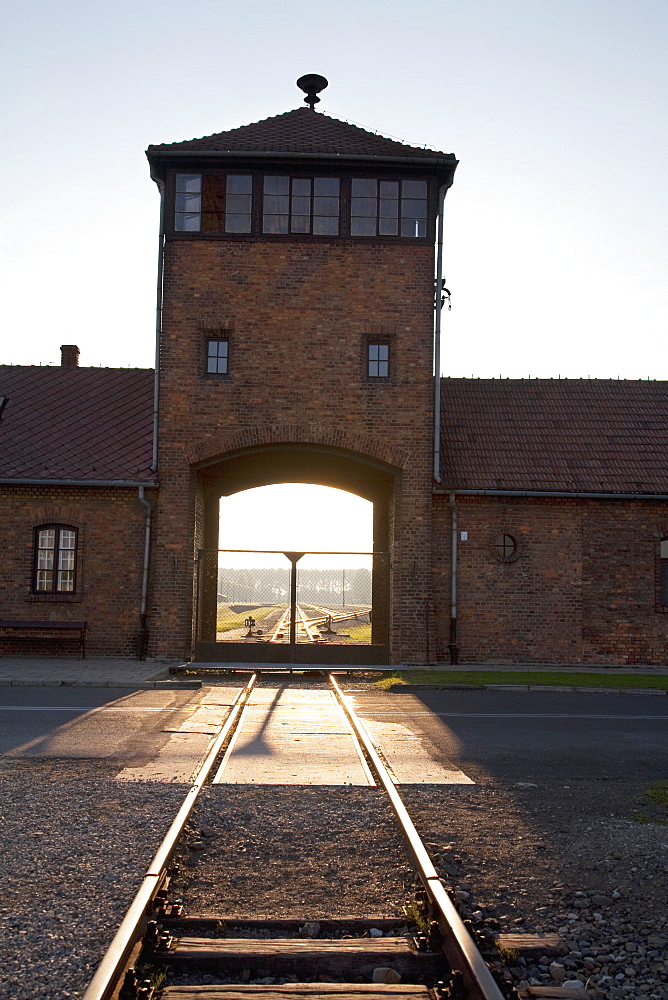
[{"left": 218, "top": 566, "right": 372, "bottom": 606}]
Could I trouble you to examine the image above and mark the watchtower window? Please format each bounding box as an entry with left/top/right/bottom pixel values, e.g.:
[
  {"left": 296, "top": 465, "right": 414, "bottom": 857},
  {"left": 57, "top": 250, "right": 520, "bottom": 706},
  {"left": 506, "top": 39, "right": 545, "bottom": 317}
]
[
  {"left": 207, "top": 339, "right": 229, "bottom": 375},
  {"left": 367, "top": 343, "right": 390, "bottom": 378},
  {"left": 351, "top": 178, "right": 427, "bottom": 237},
  {"left": 200, "top": 174, "right": 253, "bottom": 233},
  {"left": 262, "top": 176, "right": 340, "bottom": 235},
  {"left": 175, "top": 174, "right": 202, "bottom": 231},
  {"left": 224, "top": 175, "right": 253, "bottom": 233},
  {"left": 174, "top": 174, "right": 429, "bottom": 239}
]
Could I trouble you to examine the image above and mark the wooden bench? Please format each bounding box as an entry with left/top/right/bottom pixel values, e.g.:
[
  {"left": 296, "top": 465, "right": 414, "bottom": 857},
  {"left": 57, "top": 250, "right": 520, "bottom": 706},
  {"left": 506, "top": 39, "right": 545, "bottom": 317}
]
[{"left": 0, "top": 620, "right": 87, "bottom": 659}]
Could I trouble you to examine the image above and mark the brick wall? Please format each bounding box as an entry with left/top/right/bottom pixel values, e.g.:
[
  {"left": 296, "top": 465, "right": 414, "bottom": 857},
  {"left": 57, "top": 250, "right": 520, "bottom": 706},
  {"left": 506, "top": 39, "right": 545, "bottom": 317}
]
[
  {"left": 0, "top": 485, "right": 156, "bottom": 656},
  {"left": 432, "top": 494, "right": 668, "bottom": 665},
  {"left": 581, "top": 501, "right": 668, "bottom": 664},
  {"left": 151, "top": 238, "right": 436, "bottom": 662}
]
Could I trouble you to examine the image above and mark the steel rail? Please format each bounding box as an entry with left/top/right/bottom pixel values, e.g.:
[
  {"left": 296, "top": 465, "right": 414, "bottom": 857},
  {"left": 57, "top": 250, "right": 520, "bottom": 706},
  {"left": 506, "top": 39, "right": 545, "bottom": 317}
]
[
  {"left": 295, "top": 604, "right": 322, "bottom": 643},
  {"left": 328, "top": 674, "right": 505, "bottom": 1000},
  {"left": 82, "top": 673, "right": 258, "bottom": 1000},
  {"left": 269, "top": 607, "right": 292, "bottom": 643}
]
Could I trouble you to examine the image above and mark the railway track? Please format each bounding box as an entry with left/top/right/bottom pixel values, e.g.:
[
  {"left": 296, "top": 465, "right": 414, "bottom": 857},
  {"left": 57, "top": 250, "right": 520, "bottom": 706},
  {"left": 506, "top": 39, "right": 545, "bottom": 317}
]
[
  {"left": 268, "top": 604, "right": 371, "bottom": 644},
  {"left": 269, "top": 605, "right": 325, "bottom": 643},
  {"left": 81, "top": 674, "right": 508, "bottom": 1000}
]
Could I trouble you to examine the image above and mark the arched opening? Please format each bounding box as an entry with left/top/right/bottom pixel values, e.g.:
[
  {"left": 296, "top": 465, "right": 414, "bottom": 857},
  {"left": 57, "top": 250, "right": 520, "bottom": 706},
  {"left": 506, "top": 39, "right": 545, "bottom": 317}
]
[{"left": 192, "top": 445, "right": 396, "bottom": 663}]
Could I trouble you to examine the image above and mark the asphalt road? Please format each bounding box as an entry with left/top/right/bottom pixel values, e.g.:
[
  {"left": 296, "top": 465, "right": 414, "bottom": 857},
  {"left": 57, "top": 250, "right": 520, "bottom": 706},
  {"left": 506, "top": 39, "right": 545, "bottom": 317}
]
[
  {"left": 349, "top": 688, "right": 668, "bottom": 783},
  {"left": 1, "top": 685, "right": 666, "bottom": 786},
  {"left": 0, "top": 686, "right": 211, "bottom": 761}
]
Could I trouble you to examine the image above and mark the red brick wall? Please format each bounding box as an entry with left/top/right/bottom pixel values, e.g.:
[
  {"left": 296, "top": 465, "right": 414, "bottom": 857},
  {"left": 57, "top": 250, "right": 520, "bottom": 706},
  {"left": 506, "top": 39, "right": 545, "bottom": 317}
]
[
  {"left": 432, "top": 494, "right": 668, "bottom": 665},
  {"left": 581, "top": 501, "right": 668, "bottom": 664},
  {"left": 0, "top": 485, "right": 156, "bottom": 656},
  {"left": 151, "top": 238, "right": 436, "bottom": 662}
]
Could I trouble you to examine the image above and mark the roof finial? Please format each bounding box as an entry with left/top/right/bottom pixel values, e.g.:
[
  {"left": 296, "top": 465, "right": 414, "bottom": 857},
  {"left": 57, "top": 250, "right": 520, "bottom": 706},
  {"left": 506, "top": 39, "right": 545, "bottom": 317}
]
[{"left": 297, "top": 74, "right": 328, "bottom": 111}]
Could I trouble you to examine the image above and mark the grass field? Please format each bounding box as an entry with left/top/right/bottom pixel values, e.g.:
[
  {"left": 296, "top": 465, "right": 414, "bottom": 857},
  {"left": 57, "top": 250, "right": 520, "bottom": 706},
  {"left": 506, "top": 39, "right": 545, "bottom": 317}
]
[
  {"left": 216, "top": 604, "right": 279, "bottom": 633},
  {"left": 374, "top": 669, "right": 668, "bottom": 690},
  {"left": 344, "top": 623, "right": 372, "bottom": 642}
]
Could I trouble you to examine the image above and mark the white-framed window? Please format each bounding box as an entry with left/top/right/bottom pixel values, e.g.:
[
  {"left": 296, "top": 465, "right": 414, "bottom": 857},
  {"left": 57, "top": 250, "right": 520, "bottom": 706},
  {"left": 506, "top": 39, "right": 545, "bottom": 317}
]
[{"left": 33, "top": 525, "right": 78, "bottom": 594}]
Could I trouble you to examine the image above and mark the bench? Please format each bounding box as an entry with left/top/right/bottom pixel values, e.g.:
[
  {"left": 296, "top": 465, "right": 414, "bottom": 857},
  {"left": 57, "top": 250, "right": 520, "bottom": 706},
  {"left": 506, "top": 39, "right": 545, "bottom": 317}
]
[{"left": 0, "top": 620, "right": 87, "bottom": 659}]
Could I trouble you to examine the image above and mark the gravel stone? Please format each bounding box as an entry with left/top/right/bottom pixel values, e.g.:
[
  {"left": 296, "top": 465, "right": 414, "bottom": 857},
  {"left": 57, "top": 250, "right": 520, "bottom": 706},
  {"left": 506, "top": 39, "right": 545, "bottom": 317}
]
[
  {"left": 400, "top": 779, "right": 668, "bottom": 1000},
  {"left": 0, "top": 759, "right": 185, "bottom": 1000},
  {"left": 170, "top": 785, "right": 417, "bottom": 918}
]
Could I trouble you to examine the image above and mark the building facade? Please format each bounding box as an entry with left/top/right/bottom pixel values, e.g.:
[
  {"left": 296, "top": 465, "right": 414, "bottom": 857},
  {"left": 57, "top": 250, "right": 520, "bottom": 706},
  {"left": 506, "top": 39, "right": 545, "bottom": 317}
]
[{"left": 2, "top": 94, "right": 667, "bottom": 665}]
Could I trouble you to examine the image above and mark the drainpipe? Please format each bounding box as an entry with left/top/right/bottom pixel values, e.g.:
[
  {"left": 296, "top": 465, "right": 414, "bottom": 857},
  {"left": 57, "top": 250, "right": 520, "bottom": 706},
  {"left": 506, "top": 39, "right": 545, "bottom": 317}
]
[
  {"left": 137, "top": 486, "right": 152, "bottom": 659},
  {"left": 151, "top": 177, "right": 165, "bottom": 473},
  {"left": 433, "top": 181, "right": 452, "bottom": 484},
  {"left": 449, "top": 492, "right": 459, "bottom": 664}
]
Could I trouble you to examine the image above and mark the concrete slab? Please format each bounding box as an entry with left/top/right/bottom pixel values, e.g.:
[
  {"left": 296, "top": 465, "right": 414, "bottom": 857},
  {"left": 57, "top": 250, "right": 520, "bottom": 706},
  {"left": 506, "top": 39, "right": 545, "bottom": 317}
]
[
  {"left": 214, "top": 686, "right": 374, "bottom": 786},
  {"left": 115, "top": 687, "right": 241, "bottom": 783},
  {"left": 0, "top": 656, "right": 192, "bottom": 688},
  {"left": 359, "top": 716, "right": 474, "bottom": 785}
]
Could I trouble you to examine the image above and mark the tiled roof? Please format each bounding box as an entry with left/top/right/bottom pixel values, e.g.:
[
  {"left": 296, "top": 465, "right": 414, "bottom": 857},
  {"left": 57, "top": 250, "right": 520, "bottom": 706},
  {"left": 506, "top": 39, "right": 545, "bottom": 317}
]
[
  {"left": 4, "top": 369, "right": 665, "bottom": 492},
  {"left": 147, "top": 107, "right": 454, "bottom": 160},
  {"left": 0, "top": 366, "right": 155, "bottom": 482},
  {"left": 440, "top": 378, "right": 668, "bottom": 494}
]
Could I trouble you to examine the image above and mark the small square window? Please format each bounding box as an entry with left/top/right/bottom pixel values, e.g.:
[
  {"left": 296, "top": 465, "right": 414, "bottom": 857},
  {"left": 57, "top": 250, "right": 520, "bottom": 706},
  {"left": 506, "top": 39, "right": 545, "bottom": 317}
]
[
  {"left": 367, "top": 342, "right": 390, "bottom": 378},
  {"left": 207, "top": 339, "right": 229, "bottom": 375}
]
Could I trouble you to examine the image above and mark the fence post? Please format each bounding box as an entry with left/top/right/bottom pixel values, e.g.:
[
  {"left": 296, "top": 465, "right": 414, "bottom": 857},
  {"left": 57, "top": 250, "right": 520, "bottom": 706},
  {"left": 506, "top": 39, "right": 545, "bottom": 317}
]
[{"left": 284, "top": 552, "right": 304, "bottom": 660}]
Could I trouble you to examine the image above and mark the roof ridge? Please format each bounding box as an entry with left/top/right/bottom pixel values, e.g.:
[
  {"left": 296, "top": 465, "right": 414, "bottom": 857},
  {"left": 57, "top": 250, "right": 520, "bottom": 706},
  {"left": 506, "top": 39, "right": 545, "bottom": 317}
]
[{"left": 146, "top": 106, "right": 454, "bottom": 159}]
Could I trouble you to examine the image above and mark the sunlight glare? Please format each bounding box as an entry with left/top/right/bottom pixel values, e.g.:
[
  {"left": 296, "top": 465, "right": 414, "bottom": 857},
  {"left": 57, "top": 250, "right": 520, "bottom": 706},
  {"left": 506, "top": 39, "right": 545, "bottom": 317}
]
[{"left": 219, "top": 484, "right": 373, "bottom": 569}]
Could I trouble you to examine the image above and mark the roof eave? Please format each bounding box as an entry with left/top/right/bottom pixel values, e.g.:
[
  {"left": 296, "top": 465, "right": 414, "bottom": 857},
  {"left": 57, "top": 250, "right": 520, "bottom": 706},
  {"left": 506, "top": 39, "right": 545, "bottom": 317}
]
[
  {"left": 146, "top": 148, "right": 457, "bottom": 167},
  {"left": 0, "top": 477, "right": 158, "bottom": 487},
  {"left": 434, "top": 487, "right": 668, "bottom": 501}
]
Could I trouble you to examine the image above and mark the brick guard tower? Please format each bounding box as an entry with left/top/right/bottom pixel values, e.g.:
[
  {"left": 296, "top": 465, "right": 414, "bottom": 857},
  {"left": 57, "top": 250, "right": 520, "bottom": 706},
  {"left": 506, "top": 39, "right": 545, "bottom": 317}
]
[{"left": 146, "top": 79, "right": 457, "bottom": 663}]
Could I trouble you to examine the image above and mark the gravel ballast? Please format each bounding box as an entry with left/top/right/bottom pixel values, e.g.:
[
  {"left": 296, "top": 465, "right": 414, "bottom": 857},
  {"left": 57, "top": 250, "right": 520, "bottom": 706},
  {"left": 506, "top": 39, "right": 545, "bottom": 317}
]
[
  {"left": 403, "top": 781, "right": 668, "bottom": 999},
  {"left": 2, "top": 681, "right": 666, "bottom": 1000},
  {"left": 0, "top": 760, "right": 185, "bottom": 1000},
  {"left": 171, "top": 785, "right": 418, "bottom": 918}
]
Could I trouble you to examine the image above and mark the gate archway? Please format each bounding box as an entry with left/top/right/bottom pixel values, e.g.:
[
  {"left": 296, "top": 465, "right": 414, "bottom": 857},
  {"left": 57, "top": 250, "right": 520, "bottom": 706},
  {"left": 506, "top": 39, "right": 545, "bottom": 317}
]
[{"left": 193, "top": 444, "right": 397, "bottom": 663}]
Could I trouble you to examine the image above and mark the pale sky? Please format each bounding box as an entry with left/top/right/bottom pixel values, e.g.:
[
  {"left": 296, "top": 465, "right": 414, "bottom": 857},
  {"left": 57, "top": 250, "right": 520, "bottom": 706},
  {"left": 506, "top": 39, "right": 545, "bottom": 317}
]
[
  {"left": 219, "top": 485, "right": 373, "bottom": 566},
  {"left": 1, "top": 0, "right": 667, "bottom": 379}
]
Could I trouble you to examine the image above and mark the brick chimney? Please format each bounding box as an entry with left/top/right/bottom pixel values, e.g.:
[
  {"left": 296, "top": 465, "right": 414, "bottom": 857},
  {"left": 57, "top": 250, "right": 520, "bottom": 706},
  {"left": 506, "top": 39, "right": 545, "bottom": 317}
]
[{"left": 60, "top": 345, "right": 80, "bottom": 368}]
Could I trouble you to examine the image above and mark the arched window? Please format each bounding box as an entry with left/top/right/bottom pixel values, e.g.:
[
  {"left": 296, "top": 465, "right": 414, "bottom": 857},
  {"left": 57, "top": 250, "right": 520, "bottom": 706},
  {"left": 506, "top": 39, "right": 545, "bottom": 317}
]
[
  {"left": 661, "top": 539, "right": 668, "bottom": 607},
  {"left": 33, "top": 525, "right": 78, "bottom": 594}
]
